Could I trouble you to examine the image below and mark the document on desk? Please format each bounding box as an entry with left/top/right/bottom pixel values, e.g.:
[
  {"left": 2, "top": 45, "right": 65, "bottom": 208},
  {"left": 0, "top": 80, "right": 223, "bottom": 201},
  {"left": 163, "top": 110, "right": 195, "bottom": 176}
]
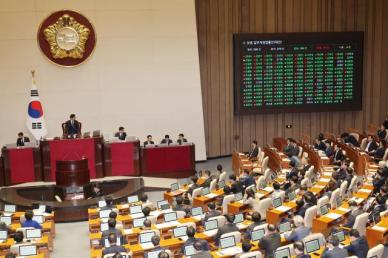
[
  {"left": 140, "top": 243, "right": 154, "bottom": 250},
  {"left": 218, "top": 247, "right": 242, "bottom": 256},
  {"left": 325, "top": 213, "right": 342, "bottom": 220},
  {"left": 319, "top": 178, "right": 330, "bottom": 183},
  {"left": 203, "top": 229, "right": 218, "bottom": 237},
  {"left": 205, "top": 193, "right": 218, "bottom": 198},
  {"left": 371, "top": 225, "right": 387, "bottom": 232},
  {"left": 120, "top": 204, "right": 129, "bottom": 209},
  {"left": 123, "top": 229, "right": 133, "bottom": 234},
  {"left": 358, "top": 189, "right": 372, "bottom": 194},
  {"left": 314, "top": 185, "right": 325, "bottom": 189},
  {"left": 337, "top": 207, "right": 351, "bottom": 213},
  {"left": 263, "top": 187, "right": 274, "bottom": 192},
  {"left": 323, "top": 172, "right": 333, "bottom": 176},
  {"left": 275, "top": 206, "right": 291, "bottom": 212}
]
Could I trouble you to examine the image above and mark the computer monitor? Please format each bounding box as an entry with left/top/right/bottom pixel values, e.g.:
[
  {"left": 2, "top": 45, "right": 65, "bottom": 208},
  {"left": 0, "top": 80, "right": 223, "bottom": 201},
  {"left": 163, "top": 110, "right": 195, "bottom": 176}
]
[
  {"left": 218, "top": 180, "right": 225, "bottom": 189},
  {"left": 173, "top": 226, "right": 188, "bottom": 238},
  {"left": 99, "top": 209, "right": 111, "bottom": 219},
  {"left": 147, "top": 250, "right": 163, "bottom": 258},
  {"left": 320, "top": 204, "right": 329, "bottom": 216},
  {"left": 100, "top": 222, "right": 109, "bottom": 231},
  {"left": 127, "top": 195, "right": 139, "bottom": 203},
  {"left": 259, "top": 181, "right": 267, "bottom": 189},
  {"left": 205, "top": 219, "right": 218, "bottom": 231},
  {"left": 279, "top": 222, "right": 291, "bottom": 233},
  {"left": 98, "top": 200, "right": 107, "bottom": 208},
  {"left": 234, "top": 192, "right": 243, "bottom": 201},
  {"left": 157, "top": 200, "right": 169, "bottom": 209},
  {"left": 34, "top": 215, "right": 44, "bottom": 224},
  {"left": 180, "top": 178, "right": 190, "bottom": 186},
  {"left": 26, "top": 229, "right": 42, "bottom": 239},
  {"left": 202, "top": 187, "right": 210, "bottom": 195},
  {"left": 219, "top": 236, "right": 236, "bottom": 249},
  {"left": 0, "top": 216, "right": 12, "bottom": 225},
  {"left": 130, "top": 205, "right": 142, "bottom": 215},
  {"left": 272, "top": 197, "right": 282, "bottom": 208},
  {"left": 233, "top": 213, "right": 244, "bottom": 224},
  {"left": 164, "top": 212, "right": 177, "bottom": 222},
  {"left": 287, "top": 191, "right": 296, "bottom": 201},
  {"left": 251, "top": 229, "right": 265, "bottom": 241},
  {"left": 4, "top": 204, "right": 15, "bottom": 213},
  {"left": 160, "top": 203, "right": 170, "bottom": 211},
  {"left": 333, "top": 231, "right": 345, "bottom": 242},
  {"left": 0, "top": 230, "right": 7, "bottom": 240},
  {"left": 305, "top": 239, "right": 320, "bottom": 254},
  {"left": 274, "top": 247, "right": 291, "bottom": 258},
  {"left": 139, "top": 231, "right": 155, "bottom": 244},
  {"left": 191, "top": 207, "right": 203, "bottom": 216},
  {"left": 171, "top": 183, "right": 179, "bottom": 191},
  {"left": 19, "top": 245, "right": 37, "bottom": 256},
  {"left": 133, "top": 217, "right": 146, "bottom": 228},
  {"left": 184, "top": 245, "right": 195, "bottom": 256},
  {"left": 38, "top": 204, "right": 46, "bottom": 212}
]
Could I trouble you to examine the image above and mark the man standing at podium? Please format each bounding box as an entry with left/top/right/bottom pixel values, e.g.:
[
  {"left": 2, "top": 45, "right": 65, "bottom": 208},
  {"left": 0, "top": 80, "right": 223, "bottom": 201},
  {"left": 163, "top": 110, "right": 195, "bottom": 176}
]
[
  {"left": 16, "top": 132, "right": 30, "bottom": 147},
  {"left": 64, "top": 114, "right": 81, "bottom": 138},
  {"left": 114, "top": 126, "right": 127, "bottom": 140}
]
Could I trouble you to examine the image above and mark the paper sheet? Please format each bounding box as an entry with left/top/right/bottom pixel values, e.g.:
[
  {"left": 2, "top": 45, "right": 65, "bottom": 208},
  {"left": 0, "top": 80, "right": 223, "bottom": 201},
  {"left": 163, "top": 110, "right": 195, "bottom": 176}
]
[{"left": 325, "top": 213, "right": 342, "bottom": 220}]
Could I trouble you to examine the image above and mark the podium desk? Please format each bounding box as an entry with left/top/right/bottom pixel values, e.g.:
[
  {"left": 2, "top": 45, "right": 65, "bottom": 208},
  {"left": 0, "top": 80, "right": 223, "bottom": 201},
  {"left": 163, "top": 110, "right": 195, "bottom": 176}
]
[
  {"left": 103, "top": 139, "right": 140, "bottom": 177},
  {"left": 140, "top": 144, "right": 195, "bottom": 178},
  {"left": 1, "top": 144, "right": 42, "bottom": 185},
  {"left": 41, "top": 137, "right": 104, "bottom": 181}
]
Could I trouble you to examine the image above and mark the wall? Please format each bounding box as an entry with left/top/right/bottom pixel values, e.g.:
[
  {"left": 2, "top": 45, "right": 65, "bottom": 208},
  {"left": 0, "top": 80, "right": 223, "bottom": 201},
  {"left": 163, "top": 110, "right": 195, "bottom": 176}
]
[
  {"left": 0, "top": 0, "right": 206, "bottom": 160},
  {"left": 195, "top": 0, "right": 388, "bottom": 157}
]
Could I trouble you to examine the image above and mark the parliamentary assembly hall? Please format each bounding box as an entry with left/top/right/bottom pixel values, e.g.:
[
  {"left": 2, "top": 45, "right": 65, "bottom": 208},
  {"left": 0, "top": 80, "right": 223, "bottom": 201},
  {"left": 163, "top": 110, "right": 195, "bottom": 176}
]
[{"left": 0, "top": 0, "right": 387, "bottom": 257}]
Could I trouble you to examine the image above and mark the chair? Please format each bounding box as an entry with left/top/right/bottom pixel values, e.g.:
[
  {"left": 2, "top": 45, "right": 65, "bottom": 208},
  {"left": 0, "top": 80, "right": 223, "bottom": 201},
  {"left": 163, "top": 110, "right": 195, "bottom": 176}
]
[
  {"left": 298, "top": 146, "right": 303, "bottom": 158},
  {"left": 253, "top": 223, "right": 268, "bottom": 233},
  {"left": 317, "top": 196, "right": 329, "bottom": 215},
  {"left": 146, "top": 215, "right": 157, "bottom": 224},
  {"left": 261, "top": 156, "right": 269, "bottom": 174},
  {"left": 263, "top": 168, "right": 272, "bottom": 183},
  {"left": 304, "top": 205, "right": 317, "bottom": 228},
  {"left": 347, "top": 176, "right": 358, "bottom": 197},
  {"left": 305, "top": 166, "right": 315, "bottom": 181},
  {"left": 176, "top": 211, "right": 186, "bottom": 219},
  {"left": 329, "top": 189, "right": 340, "bottom": 208},
  {"left": 219, "top": 172, "right": 227, "bottom": 183},
  {"left": 256, "top": 176, "right": 266, "bottom": 190},
  {"left": 302, "top": 233, "right": 326, "bottom": 247},
  {"left": 349, "top": 161, "right": 355, "bottom": 170},
  {"left": 300, "top": 178, "right": 312, "bottom": 188},
  {"left": 208, "top": 215, "right": 226, "bottom": 228},
  {"left": 220, "top": 231, "right": 242, "bottom": 244},
  {"left": 275, "top": 244, "right": 295, "bottom": 257},
  {"left": 221, "top": 194, "right": 235, "bottom": 215},
  {"left": 383, "top": 148, "right": 388, "bottom": 161},
  {"left": 209, "top": 179, "right": 217, "bottom": 192},
  {"left": 190, "top": 187, "right": 203, "bottom": 200},
  {"left": 103, "top": 253, "right": 131, "bottom": 258},
  {"left": 339, "top": 180, "right": 348, "bottom": 200},
  {"left": 366, "top": 244, "right": 384, "bottom": 258},
  {"left": 245, "top": 184, "right": 256, "bottom": 193},
  {"left": 237, "top": 251, "right": 263, "bottom": 258},
  {"left": 256, "top": 198, "right": 272, "bottom": 220},
  {"left": 352, "top": 213, "right": 369, "bottom": 235},
  {"left": 360, "top": 137, "right": 368, "bottom": 151}
]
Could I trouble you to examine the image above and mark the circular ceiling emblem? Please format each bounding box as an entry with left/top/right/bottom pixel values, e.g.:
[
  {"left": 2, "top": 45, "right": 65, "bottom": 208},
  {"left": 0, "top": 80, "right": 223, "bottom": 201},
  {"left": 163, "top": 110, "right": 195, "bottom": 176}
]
[{"left": 37, "top": 10, "right": 96, "bottom": 67}]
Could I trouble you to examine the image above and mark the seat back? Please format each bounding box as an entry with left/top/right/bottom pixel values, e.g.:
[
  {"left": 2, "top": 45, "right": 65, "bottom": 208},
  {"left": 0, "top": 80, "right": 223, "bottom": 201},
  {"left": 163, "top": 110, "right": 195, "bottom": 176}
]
[
  {"left": 302, "top": 233, "right": 326, "bottom": 247},
  {"left": 298, "top": 146, "right": 303, "bottom": 158},
  {"left": 339, "top": 180, "right": 348, "bottom": 200},
  {"left": 245, "top": 184, "right": 256, "bottom": 193},
  {"left": 360, "top": 138, "right": 368, "bottom": 151},
  {"left": 238, "top": 251, "right": 263, "bottom": 258},
  {"left": 262, "top": 157, "right": 269, "bottom": 173},
  {"left": 191, "top": 187, "right": 203, "bottom": 199},
  {"left": 275, "top": 244, "right": 295, "bottom": 257},
  {"left": 176, "top": 211, "right": 186, "bottom": 219},
  {"left": 256, "top": 176, "right": 266, "bottom": 190},
  {"left": 220, "top": 231, "right": 241, "bottom": 244},
  {"left": 329, "top": 189, "right": 340, "bottom": 208},
  {"left": 317, "top": 196, "right": 329, "bottom": 215},
  {"left": 209, "top": 179, "right": 217, "bottom": 192},
  {"left": 367, "top": 244, "right": 384, "bottom": 258},
  {"left": 304, "top": 205, "right": 317, "bottom": 228},
  {"left": 263, "top": 168, "right": 272, "bottom": 183},
  {"left": 347, "top": 176, "right": 358, "bottom": 196},
  {"left": 146, "top": 215, "right": 157, "bottom": 224},
  {"left": 257, "top": 198, "right": 272, "bottom": 220},
  {"left": 383, "top": 148, "right": 388, "bottom": 161},
  {"left": 222, "top": 195, "right": 235, "bottom": 215},
  {"left": 353, "top": 213, "right": 369, "bottom": 235},
  {"left": 208, "top": 215, "right": 226, "bottom": 228},
  {"left": 180, "top": 221, "right": 196, "bottom": 229},
  {"left": 301, "top": 178, "right": 312, "bottom": 188},
  {"left": 219, "top": 172, "right": 227, "bottom": 183}
]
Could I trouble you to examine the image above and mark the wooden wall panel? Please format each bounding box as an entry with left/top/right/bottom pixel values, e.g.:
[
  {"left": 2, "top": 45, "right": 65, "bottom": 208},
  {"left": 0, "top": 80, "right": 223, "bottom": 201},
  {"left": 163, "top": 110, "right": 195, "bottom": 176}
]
[{"left": 195, "top": 0, "right": 388, "bottom": 157}]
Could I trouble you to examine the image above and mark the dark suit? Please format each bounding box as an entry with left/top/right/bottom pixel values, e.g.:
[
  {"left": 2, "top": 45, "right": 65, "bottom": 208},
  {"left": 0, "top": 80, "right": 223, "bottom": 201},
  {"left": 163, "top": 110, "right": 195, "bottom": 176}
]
[
  {"left": 345, "top": 135, "right": 359, "bottom": 147},
  {"left": 368, "top": 204, "right": 387, "bottom": 222},
  {"left": 248, "top": 147, "right": 259, "bottom": 159},
  {"left": 102, "top": 245, "right": 127, "bottom": 256},
  {"left": 144, "top": 247, "right": 165, "bottom": 258},
  {"left": 286, "top": 167, "right": 299, "bottom": 180},
  {"left": 177, "top": 138, "right": 188, "bottom": 144},
  {"left": 284, "top": 144, "right": 298, "bottom": 157},
  {"left": 231, "top": 181, "right": 244, "bottom": 194},
  {"left": 16, "top": 137, "right": 30, "bottom": 147},
  {"left": 374, "top": 147, "right": 386, "bottom": 161},
  {"left": 333, "top": 150, "right": 345, "bottom": 164},
  {"left": 202, "top": 177, "right": 213, "bottom": 188},
  {"left": 245, "top": 221, "right": 264, "bottom": 238},
  {"left": 173, "top": 204, "right": 186, "bottom": 212},
  {"left": 65, "top": 120, "right": 81, "bottom": 136},
  {"left": 214, "top": 223, "right": 239, "bottom": 245},
  {"left": 240, "top": 176, "right": 256, "bottom": 190},
  {"left": 144, "top": 140, "right": 155, "bottom": 147},
  {"left": 188, "top": 183, "right": 200, "bottom": 196},
  {"left": 325, "top": 146, "right": 335, "bottom": 157},
  {"left": 114, "top": 132, "right": 127, "bottom": 141},
  {"left": 181, "top": 237, "right": 209, "bottom": 252},
  {"left": 161, "top": 139, "right": 173, "bottom": 144},
  {"left": 296, "top": 203, "right": 313, "bottom": 217},
  {"left": 378, "top": 129, "right": 387, "bottom": 140},
  {"left": 315, "top": 141, "right": 327, "bottom": 151},
  {"left": 203, "top": 210, "right": 221, "bottom": 223},
  {"left": 343, "top": 208, "right": 363, "bottom": 228},
  {"left": 365, "top": 141, "right": 378, "bottom": 153},
  {"left": 321, "top": 247, "right": 348, "bottom": 258},
  {"left": 259, "top": 232, "right": 281, "bottom": 258},
  {"left": 345, "top": 236, "right": 368, "bottom": 258}
]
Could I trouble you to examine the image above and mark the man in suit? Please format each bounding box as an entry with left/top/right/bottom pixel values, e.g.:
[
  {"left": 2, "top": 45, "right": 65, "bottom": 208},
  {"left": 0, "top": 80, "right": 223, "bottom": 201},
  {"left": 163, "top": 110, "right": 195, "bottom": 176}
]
[
  {"left": 294, "top": 241, "right": 311, "bottom": 258},
  {"left": 144, "top": 135, "right": 155, "bottom": 147},
  {"left": 229, "top": 175, "right": 243, "bottom": 194},
  {"left": 248, "top": 140, "right": 259, "bottom": 159},
  {"left": 203, "top": 202, "right": 221, "bottom": 223},
  {"left": 286, "top": 160, "right": 299, "bottom": 180},
  {"left": 235, "top": 241, "right": 253, "bottom": 258},
  {"left": 321, "top": 236, "right": 348, "bottom": 258},
  {"left": 332, "top": 145, "right": 345, "bottom": 165},
  {"left": 201, "top": 170, "right": 213, "bottom": 188},
  {"left": 286, "top": 216, "right": 311, "bottom": 242},
  {"left": 191, "top": 240, "right": 212, "bottom": 258},
  {"left": 214, "top": 214, "right": 239, "bottom": 245},
  {"left": 161, "top": 135, "right": 173, "bottom": 144},
  {"left": 374, "top": 140, "right": 387, "bottom": 162},
  {"left": 245, "top": 212, "right": 264, "bottom": 239},
  {"left": 365, "top": 135, "right": 378, "bottom": 154},
  {"left": 239, "top": 169, "right": 256, "bottom": 190},
  {"left": 144, "top": 235, "right": 165, "bottom": 258},
  {"left": 368, "top": 194, "right": 387, "bottom": 222},
  {"left": 114, "top": 126, "right": 127, "bottom": 141},
  {"left": 325, "top": 142, "right": 335, "bottom": 157},
  {"left": 259, "top": 224, "right": 281, "bottom": 258},
  {"left": 101, "top": 219, "right": 122, "bottom": 239},
  {"left": 102, "top": 233, "right": 126, "bottom": 256},
  {"left": 21, "top": 210, "right": 42, "bottom": 229},
  {"left": 16, "top": 132, "right": 30, "bottom": 147},
  {"left": 64, "top": 114, "right": 81, "bottom": 137},
  {"left": 345, "top": 229, "right": 368, "bottom": 258},
  {"left": 181, "top": 227, "right": 209, "bottom": 253},
  {"left": 342, "top": 201, "right": 363, "bottom": 228},
  {"left": 177, "top": 133, "right": 188, "bottom": 144},
  {"left": 314, "top": 138, "right": 327, "bottom": 151},
  {"left": 377, "top": 124, "right": 387, "bottom": 140},
  {"left": 188, "top": 176, "right": 201, "bottom": 196},
  {"left": 341, "top": 133, "right": 359, "bottom": 147},
  {"left": 173, "top": 196, "right": 186, "bottom": 212}
]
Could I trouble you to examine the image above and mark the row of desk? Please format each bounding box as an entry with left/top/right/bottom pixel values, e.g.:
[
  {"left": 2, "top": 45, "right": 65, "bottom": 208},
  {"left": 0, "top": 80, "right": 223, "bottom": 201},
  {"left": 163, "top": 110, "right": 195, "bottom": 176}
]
[{"left": 0, "top": 137, "right": 195, "bottom": 185}]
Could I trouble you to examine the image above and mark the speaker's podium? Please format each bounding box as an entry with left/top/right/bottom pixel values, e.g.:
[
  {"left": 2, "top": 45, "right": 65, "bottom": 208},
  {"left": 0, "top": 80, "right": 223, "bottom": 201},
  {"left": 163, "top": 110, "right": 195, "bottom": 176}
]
[{"left": 54, "top": 159, "right": 92, "bottom": 201}]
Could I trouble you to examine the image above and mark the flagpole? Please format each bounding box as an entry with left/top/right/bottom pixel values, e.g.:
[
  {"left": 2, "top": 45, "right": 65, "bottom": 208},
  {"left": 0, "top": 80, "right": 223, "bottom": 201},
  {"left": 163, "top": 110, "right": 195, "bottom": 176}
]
[{"left": 30, "top": 70, "right": 39, "bottom": 146}]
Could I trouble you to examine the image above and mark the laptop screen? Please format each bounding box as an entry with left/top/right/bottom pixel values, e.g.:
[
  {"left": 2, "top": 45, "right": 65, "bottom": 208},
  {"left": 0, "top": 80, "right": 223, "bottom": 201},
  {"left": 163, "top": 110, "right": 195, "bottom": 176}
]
[
  {"left": 173, "top": 226, "right": 187, "bottom": 238},
  {"left": 218, "top": 180, "right": 226, "bottom": 189},
  {"left": 164, "top": 212, "right": 177, "bottom": 222},
  {"left": 220, "top": 236, "right": 236, "bottom": 249},
  {"left": 26, "top": 229, "right": 42, "bottom": 239},
  {"left": 279, "top": 222, "right": 291, "bottom": 233},
  {"left": 171, "top": 183, "right": 179, "bottom": 191},
  {"left": 320, "top": 204, "right": 329, "bottom": 216},
  {"left": 0, "top": 230, "right": 7, "bottom": 240},
  {"left": 274, "top": 247, "right": 291, "bottom": 258},
  {"left": 99, "top": 209, "right": 111, "bottom": 218},
  {"left": 251, "top": 229, "right": 265, "bottom": 241},
  {"left": 205, "top": 219, "right": 218, "bottom": 231},
  {"left": 100, "top": 222, "right": 109, "bottom": 231},
  {"left": 160, "top": 203, "right": 170, "bottom": 211},
  {"left": 202, "top": 187, "right": 210, "bottom": 195},
  {"left": 287, "top": 191, "right": 296, "bottom": 201},
  {"left": 272, "top": 197, "right": 282, "bottom": 208},
  {"left": 147, "top": 250, "right": 163, "bottom": 258},
  {"left": 139, "top": 231, "right": 155, "bottom": 243},
  {"left": 98, "top": 200, "right": 107, "bottom": 208},
  {"left": 305, "top": 239, "right": 320, "bottom": 254},
  {"left": 4, "top": 204, "right": 15, "bottom": 213},
  {"left": 233, "top": 213, "right": 244, "bottom": 224},
  {"left": 184, "top": 245, "right": 196, "bottom": 256},
  {"left": 38, "top": 205, "right": 46, "bottom": 212},
  {"left": 0, "top": 216, "right": 12, "bottom": 225},
  {"left": 133, "top": 217, "right": 146, "bottom": 228},
  {"left": 19, "top": 245, "right": 37, "bottom": 256},
  {"left": 191, "top": 207, "right": 203, "bottom": 216},
  {"left": 127, "top": 195, "right": 139, "bottom": 203},
  {"left": 157, "top": 200, "right": 169, "bottom": 209},
  {"left": 130, "top": 205, "right": 142, "bottom": 215},
  {"left": 34, "top": 215, "right": 44, "bottom": 224},
  {"left": 333, "top": 231, "right": 345, "bottom": 242},
  {"left": 234, "top": 192, "right": 243, "bottom": 201}
]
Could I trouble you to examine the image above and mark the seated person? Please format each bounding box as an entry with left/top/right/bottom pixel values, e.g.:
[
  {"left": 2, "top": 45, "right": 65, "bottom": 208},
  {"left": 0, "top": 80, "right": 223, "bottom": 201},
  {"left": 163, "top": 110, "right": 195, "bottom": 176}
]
[
  {"left": 142, "top": 219, "right": 152, "bottom": 231},
  {"left": 374, "top": 140, "right": 387, "bottom": 163},
  {"left": 368, "top": 194, "right": 387, "bottom": 222},
  {"left": 158, "top": 251, "right": 170, "bottom": 258},
  {"left": 229, "top": 175, "right": 243, "bottom": 193},
  {"left": 314, "top": 138, "right": 327, "bottom": 151},
  {"left": 161, "top": 135, "right": 173, "bottom": 144},
  {"left": 214, "top": 214, "right": 239, "bottom": 245},
  {"left": 243, "top": 189, "right": 260, "bottom": 212},
  {"left": 9, "top": 231, "right": 25, "bottom": 255},
  {"left": 377, "top": 124, "right": 387, "bottom": 140},
  {"left": 247, "top": 140, "right": 259, "bottom": 159},
  {"left": 365, "top": 135, "right": 378, "bottom": 154},
  {"left": 144, "top": 235, "right": 165, "bottom": 258},
  {"left": 64, "top": 113, "right": 81, "bottom": 137},
  {"left": 21, "top": 210, "right": 42, "bottom": 229},
  {"left": 284, "top": 138, "right": 300, "bottom": 158},
  {"left": 325, "top": 142, "right": 335, "bottom": 157},
  {"left": 286, "top": 160, "right": 299, "bottom": 180},
  {"left": 188, "top": 176, "right": 201, "bottom": 196},
  {"left": 332, "top": 145, "right": 345, "bottom": 165},
  {"left": 173, "top": 196, "right": 186, "bottom": 212},
  {"left": 218, "top": 185, "right": 233, "bottom": 206},
  {"left": 142, "top": 207, "right": 156, "bottom": 222},
  {"left": 177, "top": 133, "right": 188, "bottom": 144},
  {"left": 235, "top": 240, "right": 253, "bottom": 258},
  {"left": 0, "top": 222, "right": 10, "bottom": 233},
  {"left": 345, "top": 229, "right": 368, "bottom": 258},
  {"left": 101, "top": 219, "right": 122, "bottom": 239},
  {"left": 16, "top": 132, "right": 30, "bottom": 147},
  {"left": 341, "top": 201, "right": 363, "bottom": 228},
  {"left": 191, "top": 240, "right": 212, "bottom": 258},
  {"left": 239, "top": 169, "right": 256, "bottom": 190},
  {"left": 321, "top": 235, "right": 348, "bottom": 258},
  {"left": 101, "top": 196, "right": 114, "bottom": 211},
  {"left": 203, "top": 202, "right": 221, "bottom": 223},
  {"left": 102, "top": 233, "right": 127, "bottom": 257},
  {"left": 245, "top": 212, "right": 264, "bottom": 239},
  {"left": 271, "top": 182, "right": 284, "bottom": 200},
  {"left": 215, "top": 164, "right": 224, "bottom": 182},
  {"left": 114, "top": 126, "right": 127, "bottom": 140},
  {"left": 140, "top": 193, "right": 154, "bottom": 209},
  {"left": 345, "top": 168, "right": 354, "bottom": 189},
  {"left": 259, "top": 224, "right": 281, "bottom": 258},
  {"left": 108, "top": 211, "right": 123, "bottom": 229},
  {"left": 285, "top": 215, "right": 311, "bottom": 242},
  {"left": 340, "top": 133, "right": 359, "bottom": 147},
  {"left": 201, "top": 170, "right": 213, "bottom": 188},
  {"left": 332, "top": 161, "right": 349, "bottom": 181},
  {"left": 144, "top": 135, "right": 154, "bottom": 147},
  {"left": 294, "top": 241, "right": 311, "bottom": 258},
  {"left": 181, "top": 226, "right": 209, "bottom": 252}
]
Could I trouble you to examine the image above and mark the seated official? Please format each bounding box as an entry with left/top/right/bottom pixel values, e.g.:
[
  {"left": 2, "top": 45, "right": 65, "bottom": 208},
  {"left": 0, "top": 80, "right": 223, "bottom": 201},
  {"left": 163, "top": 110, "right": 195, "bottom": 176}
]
[
  {"left": 286, "top": 160, "right": 298, "bottom": 180},
  {"left": 294, "top": 241, "right": 311, "bottom": 258},
  {"left": 16, "top": 132, "right": 30, "bottom": 147},
  {"left": 229, "top": 175, "right": 243, "bottom": 193},
  {"left": 368, "top": 194, "right": 387, "bottom": 222},
  {"left": 102, "top": 233, "right": 127, "bottom": 257},
  {"left": 239, "top": 169, "right": 256, "bottom": 190},
  {"left": 144, "top": 135, "right": 155, "bottom": 147},
  {"left": 259, "top": 224, "right": 281, "bottom": 258},
  {"left": 340, "top": 133, "right": 359, "bottom": 147},
  {"left": 161, "top": 135, "right": 173, "bottom": 144},
  {"left": 173, "top": 196, "right": 186, "bottom": 212},
  {"left": 21, "top": 210, "right": 42, "bottom": 229},
  {"left": 144, "top": 235, "right": 165, "bottom": 258},
  {"left": 188, "top": 176, "right": 201, "bottom": 196},
  {"left": 377, "top": 124, "right": 387, "bottom": 140},
  {"left": 218, "top": 185, "right": 233, "bottom": 206},
  {"left": 325, "top": 142, "right": 335, "bottom": 157},
  {"left": 191, "top": 240, "right": 212, "bottom": 258},
  {"left": 247, "top": 140, "right": 259, "bottom": 159},
  {"left": 215, "top": 164, "right": 224, "bottom": 182},
  {"left": 235, "top": 241, "right": 253, "bottom": 258},
  {"left": 314, "top": 138, "right": 327, "bottom": 151},
  {"left": 321, "top": 236, "right": 348, "bottom": 258},
  {"left": 243, "top": 189, "right": 260, "bottom": 212},
  {"left": 374, "top": 140, "right": 387, "bottom": 163},
  {"left": 108, "top": 211, "right": 123, "bottom": 229},
  {"left": 102, "top": 219, "right": 122, "bottom": 239},
  {"left": 365, "top": 135, "right": 378, "bottom": 154},
  {"left": 284, "top": 138, "right": 300, "bottom": 158},
  {"left": 158, "top": 251, "right": 170, "bottom": 258},
  {"left": 177, "top": 133, "right": 188, "bottom": 144},
  {"left": 245, "top": 212, "right": 264, "bottom": 239},
  {"left": 200, "top": 170, "right": 212, "bottom": 188},
  {"left": 181, "top": 226, "right": 210, "bottom": 253},
  {"left": 142, "top": 219, "right": 152, "bottom": 231},
  {"left": 202, "top": 202, "right": 221, "bottom": 223},
  {"left": 345, "top": 229, "right": 368, "bottom": 258},
  {"left": 271, "top": 182, "right": 284, "bottom": 200},
  {"left": 332, "top": 145, "right": 345, "bottom": 165},
  {"left": 142, "top": 207, "right": 157, "bottom": 222},
  {"left": 285, "top": 216, "right": 310, "bottom": 242},
  {"left": 140, "top": 193, "right": 154, "bottom": 210},
  {"left": 332, "top": 160, "right": 349, "bottom": 181},
  {"left": 214, "top": 214, "right": 239, "bottom": 245},
  {"left": 372, "top": 164, "right": 387, "bottom": 194},
  {"left": 9, "top": 231, "right": 25, "bottom": 255},
  {"left": 114, "top": 126, "right": 127, "bottom": 141},
  {"left": 341, "top": 201, "right": 363, "bottom": 228},
  {"left": 63, "top": 113, "right": 81, "bottom": 138}
]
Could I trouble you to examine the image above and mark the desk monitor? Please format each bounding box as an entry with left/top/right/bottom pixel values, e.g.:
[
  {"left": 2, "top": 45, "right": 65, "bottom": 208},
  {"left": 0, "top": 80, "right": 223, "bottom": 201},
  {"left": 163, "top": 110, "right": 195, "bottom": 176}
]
[
  {"left": 38, "top": 204, "right": 46, "bottom": 212},
  {"left": 0, "top": 216, "right": 12, "bottom": 225},
  {"left": 100, "top": 222, "right": 109, "bottom": 232},
  {"left": 184, "top": 245, "right": 195, "bottom": 256},
  {"left": 34, "top": 215, "right": 44, "bottom": 224},
  {"left": 99, "top": 209, "right": 112, "bottom": 219},
  {"left": 127, "top": 195, "right": 139, "bottom": 204},
  {"left": 218, "top": 180, "right": 225, "bottom": 189},
  {"left": 287, "top": 191, "right": 296, "bottom": 201},
  {"left": 205, "top": 219, "right": 218, "bottom": 231},
  {"left": 272, "top": 197, "right": 282, "bottom": 208},
  {"left": 333, "top": 231, "right": 345, "bottom": 242},
  {"left": 234, "top": 192, "right": 243, "bottom": 201},
  {"left": 139, "top": 231, "right": 155, "bottom": 244},
  {"left": 164, "top": 212, "right": 177, "bottom": 222},
  {"left": 170, "top": 183, "right": 179, "bottom": 192},
  {"left": 202, "top": 187, "right": 210, "bottom": 195},
  {"left": 26, "top": 229, "right": 42, "bottom": 239},
  {"left": 305, "top": 239, "right": 320, "bottom": 254},
  {"left": 4, "top": 204, "right": 16, "bottom": 213},
  {"left": 180, "top": 178, "right": 190, "bottom": 186},
  {"left": 191, "top": 207, "right": 203, "bottom": 216},
  {"left": 173, "top": 226, "right": 188, "bottom": 238},
  {"left": 274, "top": 247, "right": 291, "bottom": 258},
  {"left": 233, "top": 213, "right": 244, "bottom": 224},
  {"left": 133, "top": 217, "right": 146, "bottom": 228},
  {"left": 157, "top": 200, "right": 169, "bottom": 209},
  {"left": 130, "top": 205, "right": 142, "bottom": 215},
  {"left": 220, "top": 236, "right": 236, "bottom": 249},
  {"left": 19, "top": 245, "right": 37, "bottom": 256},
  {"left": 251, "top": 229, "right": 265, "bottom": 241},
  {"left": 98, "top": 200, "right": 107, "bottom": 208},
  {"left": 320, "top": 204, "right": 329, "bottom": 216},
  {"left": 160, "top": 203, "right": 170, "bottom": 211},
  {"left": 279, "top": 222, "right": 291, "bottom": 233},
  {"left": 147, "top": 250, "right": 163, "bottom": 258},
  {"left": 0, "top": 230, "right": 7, "bottom": 240}
]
